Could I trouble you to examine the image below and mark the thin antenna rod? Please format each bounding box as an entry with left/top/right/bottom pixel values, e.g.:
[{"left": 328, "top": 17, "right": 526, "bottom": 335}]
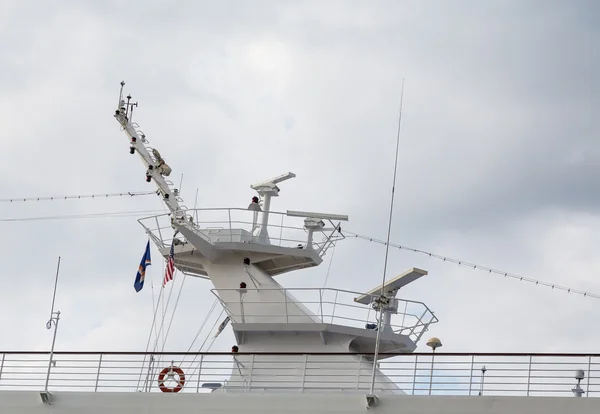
[
  {"left": 45, "top": 256, "right": 62, "bottom": 392},
  {"left": 118, "top": 81, "right": 125, "bottom": 110},
  {"left": 179, "top": 173, "right": 184, "bottom": 198},
  {"left": 369, "top": 79, "right": 405, "bottom": 395},
  {"left": 193, "top": 188, "right": 199, "bottom": 223},
  {"left": 48, "top": 257, "right": 61, "bottom": 319}
]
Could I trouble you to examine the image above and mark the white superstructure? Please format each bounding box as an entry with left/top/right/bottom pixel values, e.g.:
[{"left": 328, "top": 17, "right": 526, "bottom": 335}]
[{"left": 114, "top": 82, "right": 437, "bottom": 397}]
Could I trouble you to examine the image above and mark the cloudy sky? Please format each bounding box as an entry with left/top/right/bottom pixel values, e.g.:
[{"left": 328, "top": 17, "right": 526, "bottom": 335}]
[{"left": 0, "top": 0, "right": 599, "bottom": 365}]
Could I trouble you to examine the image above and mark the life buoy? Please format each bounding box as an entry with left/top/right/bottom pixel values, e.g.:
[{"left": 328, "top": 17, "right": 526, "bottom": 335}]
[{"left": 158, "top": 366, "right": 186, "bottom": 393}]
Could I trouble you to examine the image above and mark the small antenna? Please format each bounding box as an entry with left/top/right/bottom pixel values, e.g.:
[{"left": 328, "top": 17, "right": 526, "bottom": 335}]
[
  {"left": 118, "top": 81, "right": 125, "bottom": 110},
  {"left": 44, "top": 256, "right": 62, "bottom": 392},
  {"left": 369, "top": 79, "right": 405, "bottom": 395},
  {"left": 179, "top": 173, "right": 184, "bottom": 199}
]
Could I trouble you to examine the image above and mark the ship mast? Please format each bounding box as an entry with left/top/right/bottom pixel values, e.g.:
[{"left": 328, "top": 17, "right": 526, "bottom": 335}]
[{"left": 114, "top": 82, "right": 437, "bottom": 401}]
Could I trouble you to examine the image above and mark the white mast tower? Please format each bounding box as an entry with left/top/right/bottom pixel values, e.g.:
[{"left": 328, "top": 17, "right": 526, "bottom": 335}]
[{"left": 114, "top": 82, "right": 437, "bottom": 401}]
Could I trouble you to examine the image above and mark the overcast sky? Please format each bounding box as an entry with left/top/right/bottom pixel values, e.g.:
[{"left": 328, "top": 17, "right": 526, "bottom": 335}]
[{"left": 1, "top": 0, "right": 599, "bottom": 366}]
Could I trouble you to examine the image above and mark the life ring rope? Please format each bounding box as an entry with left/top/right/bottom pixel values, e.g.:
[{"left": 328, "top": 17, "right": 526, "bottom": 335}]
[{"left": 158, "top": 365, "right": 186, "bottom": 393}]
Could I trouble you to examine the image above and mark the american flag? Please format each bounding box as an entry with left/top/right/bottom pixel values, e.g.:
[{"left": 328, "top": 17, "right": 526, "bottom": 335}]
[{"left": 163, "top": 233, "right": 178, "bottom": 287}]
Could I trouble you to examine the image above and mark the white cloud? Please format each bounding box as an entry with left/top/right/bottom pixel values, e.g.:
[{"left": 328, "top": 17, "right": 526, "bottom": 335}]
[{"left": 0, "top": 0, "right": 599, "bottom": 371}]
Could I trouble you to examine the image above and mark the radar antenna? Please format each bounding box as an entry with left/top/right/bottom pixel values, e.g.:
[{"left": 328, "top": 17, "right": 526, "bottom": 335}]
[{"left": 250, "top": 172, "right": 296, "bottom": 244}]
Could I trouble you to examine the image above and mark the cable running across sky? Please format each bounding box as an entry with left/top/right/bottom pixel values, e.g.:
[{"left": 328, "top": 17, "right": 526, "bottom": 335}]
[
  {"left": 0, "top": 190, "right": 156, "bottom": 203},
  {"left": 345, "top": 231, "right": 600, "bottom": 300}
]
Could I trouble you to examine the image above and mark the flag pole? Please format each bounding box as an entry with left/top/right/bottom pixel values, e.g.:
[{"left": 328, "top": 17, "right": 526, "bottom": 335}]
[{"left": 44, "top": 256, "right": 62, "bottom": 393}]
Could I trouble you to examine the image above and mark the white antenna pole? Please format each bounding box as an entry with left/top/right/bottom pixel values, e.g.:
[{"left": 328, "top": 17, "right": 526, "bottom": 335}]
[
  {"left": 179, "top": 173, "right": 184, "bottom": 198},
  {"left": 118, "top": 81, "right": 125, "bottom": 109},
  {"left": 369, "top": 79, "right": 405, "bottom": 395},
  {"left": 44, "top": 256, "right": 62, "bottom": 392}
]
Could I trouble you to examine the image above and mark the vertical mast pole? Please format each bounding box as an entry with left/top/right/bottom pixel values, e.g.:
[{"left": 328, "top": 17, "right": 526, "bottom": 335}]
[{"left": 369, "top": 79, "right": 405, "bottom": 395}]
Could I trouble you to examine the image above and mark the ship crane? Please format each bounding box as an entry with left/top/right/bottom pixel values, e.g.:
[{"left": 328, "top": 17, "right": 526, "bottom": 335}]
[
  {"left": 113, "top": 82, "right": 184, "bottom": 217},
  {"left": 114, "top": 81, "right": 216, "bottom": 260}
]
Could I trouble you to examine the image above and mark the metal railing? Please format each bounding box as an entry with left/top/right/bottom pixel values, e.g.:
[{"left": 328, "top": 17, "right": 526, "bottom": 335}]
[
  {"left": 210, "top": 287, "right": 438, "bottom": 344},
  {"left": 138, "top": 208, "right": 344, "bottom": 257},
  {"left": 0, "top": 352, "right": 598, "bottom": 397}
]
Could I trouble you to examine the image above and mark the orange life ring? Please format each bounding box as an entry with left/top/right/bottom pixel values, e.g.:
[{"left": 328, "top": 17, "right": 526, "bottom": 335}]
[{"left": 158, "top": 366, "right": 186, "bottom": 393}]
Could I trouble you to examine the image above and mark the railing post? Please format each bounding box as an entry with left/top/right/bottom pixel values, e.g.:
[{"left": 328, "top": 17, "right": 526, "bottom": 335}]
[
  {"left": 0, "top": 353, "right": 4, "bottom": 381},
  {"left": 413, "top": 309, "right": 429, "bottom": 343},
  {"left": 196, "top": 355, "right": 204, "bottom": 393},
  {"left": 412, "top": 355, "right": 418, "bottom": 395},
  {"left": 301, "top": 354, "right": 308, "bottom": 392},
  {"left": 240, "top": 292, "right": 246, "bottom": 323},
  {"left": 526, "top": 355, "right": 532, "bottom": 396},
  {"left": 284, "top": 289, "right": 289, "bottom": 323},
  {"left": 155, "top": 216, "right": 163, "bottom": 246},
  {"left": 400, "top": 301, "right": 408, "bottom": 329},
  {"left": 331, "top": 290, "right": 339, "bottom": 324},
  {"left": 468, "top": 355, "right": 474, "bottom": 396},
  {"left": 279, "top": 213, "right": 284, "bottom": 246},
  {"left": 94, "top": 354, "right": 103, "bottom": 392},
  {"left": 356, "top": 355, "right": 363, "bottom": 390},
  {"left": 319, "top": 288, "right": 324, "bottom": 323},
  {"left": 145, "top": 354, "right": 155, "bottom": 392},
  {"left": 428, "top": 351, "right": 436, "bottom": 395},
  {"left": 228, "top": 209, "right": 232, "bottom": 242},
  {"left": 587, "top": 355, "right": 592, "bottom": 397}
]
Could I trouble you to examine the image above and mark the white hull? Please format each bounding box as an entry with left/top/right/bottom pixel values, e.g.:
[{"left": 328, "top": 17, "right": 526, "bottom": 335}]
[{"left": 3, "top": 392, "right": 600, "bottom": 414}]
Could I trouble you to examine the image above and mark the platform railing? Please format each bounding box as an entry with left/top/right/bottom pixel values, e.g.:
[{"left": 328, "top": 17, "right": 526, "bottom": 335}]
[
  {"left": 210, "top": 287, "right": 438, "bottom": 344},
  {"left": 138, "top": 208, "right": 344, "bottom": 257},
  {"left": 0, "top": 352, "right": 598, "bottom": 397}
]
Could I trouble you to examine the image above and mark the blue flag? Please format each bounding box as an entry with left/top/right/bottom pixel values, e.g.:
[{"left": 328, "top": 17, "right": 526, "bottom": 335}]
[{"left": 134, "top": 241, "right": 152, "bottom": 292}]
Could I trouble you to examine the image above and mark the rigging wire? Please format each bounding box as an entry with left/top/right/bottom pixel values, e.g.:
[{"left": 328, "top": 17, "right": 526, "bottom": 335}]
[
  {"left": 0, "top": 190, "right": 156, "bottom": 203},
  {"left": 370, "top": 79, "right": 405, "bottom": 395},
  {"left": 150, "top": 280, "right": 160, "bottom": 354},
  {"left": 319, "top": 242, "right": 338, "bottom": 321},
  {"left": 185, "top": 307, "right": 226, "bottom": 381},
  {"left": 161, "top": 272, "right": 189, "bottom": 353},
  {"left": 322, "top": 242, "right": 337, "bottom": 289},
  {"left": 184, "top": 299, "right": 220, "bottom": 355},
  {"left": 152, "top": 268, "right": 179, "bottom": 354},
  {"left": 136, "top": 270, "right": 167, "bottom": 391},
  {"left": 345, "top": 231, "right": 600, "bottom": 300},
  {"left": 0, "top": 209, "right": 164, "bottom": 222}
]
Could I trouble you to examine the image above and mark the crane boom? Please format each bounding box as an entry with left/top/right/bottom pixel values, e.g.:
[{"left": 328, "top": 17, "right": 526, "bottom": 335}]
[
  {"left": 113, "top": 81, "right": 217, "bottom": 260},
  {"left": 113, "top": 84, "right": 186, "bottom": 220}
]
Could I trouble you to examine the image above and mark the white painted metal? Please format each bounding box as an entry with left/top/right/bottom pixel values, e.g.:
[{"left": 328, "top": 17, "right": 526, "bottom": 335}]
[
  {"left": 2, "top": 352, "right": 600, "bottom": 397},
  {"left": 137, "top": 208, "right": 344, "bottom": 277},
  {"left": 111, "top": 84, "right": 439, "bottom": 398},
  {"left": 211, "top": 287, "right": 436, "bottom": 343},
  {"left": 250, "top": 173, "right": 296, "bottom": 245},
  {"left": 5, "top": 392, "right": 600, "bottom": 414},
  {"left": 354, "top": 268, "right": 428, "bottom": 305},
  {"left": 286, "top": 210, "right": 349, "bottom": 222}
]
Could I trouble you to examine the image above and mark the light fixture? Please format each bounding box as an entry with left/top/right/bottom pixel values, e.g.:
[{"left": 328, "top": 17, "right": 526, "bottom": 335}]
[
  {"left": 426, "top": 337, "right": 442, "bottom": 395},
  {"left": 426, "top": 337, "right": 442, "bottom": 351}
]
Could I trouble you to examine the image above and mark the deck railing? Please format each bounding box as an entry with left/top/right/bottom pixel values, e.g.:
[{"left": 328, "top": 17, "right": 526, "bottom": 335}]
[
  {"left": 137, "top": 208, "right": 345, "bottom": 258},
  {"left": 0, "top": 352, "right": 598, "bottom": 397},
  {"left": 210, "top": 288, "right": 438, "bottom": 344}
]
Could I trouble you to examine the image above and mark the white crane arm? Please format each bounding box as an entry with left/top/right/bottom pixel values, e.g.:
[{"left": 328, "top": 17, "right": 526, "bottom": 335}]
[{"left": 114, "top": 111, "right": 185, "bottom": 218}]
